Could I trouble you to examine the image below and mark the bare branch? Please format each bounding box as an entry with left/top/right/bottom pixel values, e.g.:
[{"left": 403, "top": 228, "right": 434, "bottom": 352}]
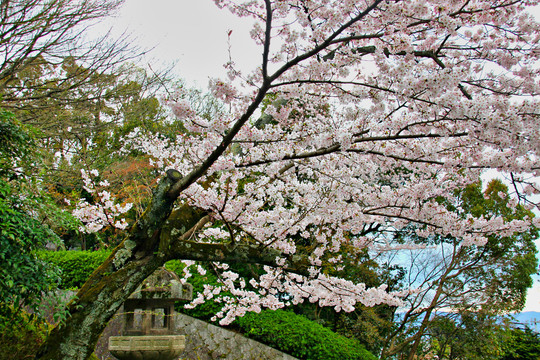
[{"left": 262, "top": 0, "right": 272, "bottom": 80}]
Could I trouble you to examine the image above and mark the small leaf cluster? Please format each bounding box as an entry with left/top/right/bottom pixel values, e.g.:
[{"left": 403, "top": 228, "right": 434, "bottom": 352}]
[
  {"left": 0, "top": 308, "right": 100, "bottom": 360},
  {"left": 500, "top": 327, "right": 540, "bottom": 360},
  {"left": 165, "top": 260, "right": 231, "bottom": 322},
  {"left": 235, "top": 309, "right": 378, "bottom": 360},
  {"left": 0, "top": 110, "right": 31, "bottom": 177},
  {"left": 0, "top": 310, "right": 51, "bottom": 360}
]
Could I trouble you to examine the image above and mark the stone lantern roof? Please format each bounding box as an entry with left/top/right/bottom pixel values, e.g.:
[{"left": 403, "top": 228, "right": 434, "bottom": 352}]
[{"left": 129, "top": 267, "right": 192, "bottom": 301}]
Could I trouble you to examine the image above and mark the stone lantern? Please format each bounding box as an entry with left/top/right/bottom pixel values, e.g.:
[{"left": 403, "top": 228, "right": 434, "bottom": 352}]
[{"left": 109, "top": 268, "right": 193, "bottom": 360}]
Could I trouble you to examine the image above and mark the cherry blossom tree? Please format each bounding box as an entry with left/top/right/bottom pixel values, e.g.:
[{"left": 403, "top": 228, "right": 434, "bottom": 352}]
[{"left": 36, "top": 1, "right": 540, "bottom": 359}]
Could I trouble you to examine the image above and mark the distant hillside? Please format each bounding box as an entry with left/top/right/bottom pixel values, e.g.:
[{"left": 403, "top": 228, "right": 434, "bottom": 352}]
[{"left": 510, "top": 312, "right": 540, "bottom": 332}]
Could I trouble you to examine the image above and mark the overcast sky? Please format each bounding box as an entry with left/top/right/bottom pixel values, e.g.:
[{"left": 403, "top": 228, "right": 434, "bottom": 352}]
[
  {"left": 102, "top": 0, "right": 259, "bottom": 88},
  {"left": 100, "top": 0, "right": 540, "bottom": 313}
]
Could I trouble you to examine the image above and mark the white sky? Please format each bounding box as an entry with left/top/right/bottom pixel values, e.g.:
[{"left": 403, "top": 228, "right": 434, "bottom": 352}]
[
  {"left": 99, "top": 0, "right": 540, "bottom": 313},
  {"left": 103, "top": 0, "right": 260, "bottom": 88}
]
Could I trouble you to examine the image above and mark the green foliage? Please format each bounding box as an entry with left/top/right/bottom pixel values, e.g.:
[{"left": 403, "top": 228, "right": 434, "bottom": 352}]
[
  {"left": 166, "top": 260, "right": 229, "bottom": 322},
  {"left": 0, "top": 108, "right": 82, "bottom": 330},
  {"left": 0, "top": 179, "right": 62, "bottom": 319},
  {"left": 0, "top": 310, "right": 50, "bottom": 360},
  {"left": 0, "top": 308, "right": 99, "bottom": 360},
  {"left": 428, "top": 311, "right": 507, "bottom": 360},
  {"left": 2, "top": 58, "right": 176, "bottom": 249},
  {"left": 428, "top": 315, "right": 540, "bottom": 360},
  {"left": 235, "top": 309, "right": 378, "bottom": 360},
  {"left": 37, "top": 250, "right": 110, "bottom": 289},
  {"left": 500, "top": 327, "right": 540, "bottom": 360},
  {"left": 0, "top": 110, "right": 31, "bottom": 177},
  {"left": 406, "top": 179, "right": 538, "bottom": 312},
  {"left": 456, "top": 180, "right": 538, "bottom": 312}
]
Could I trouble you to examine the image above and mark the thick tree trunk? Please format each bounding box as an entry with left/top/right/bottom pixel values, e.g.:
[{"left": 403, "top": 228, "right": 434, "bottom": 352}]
[{"left": 35, "top": 172, "right": 203, "bottom": 360}]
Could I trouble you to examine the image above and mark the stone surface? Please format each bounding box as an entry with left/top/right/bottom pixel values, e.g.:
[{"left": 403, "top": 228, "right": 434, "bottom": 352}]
[
  {"left": 48, "top": 291, "right": 297, "bottom": 360},
  {"left": 174, "top": 313, "right": 298, "bottom": 360},
  {"left": 98, "top": 312, "right": 297, "bottom": 360},
  {"left": 127, "top": 268, "right": 193, "bottom": 302},
  {"left": 109, "top": 335, "right": 185, "bottom": 360}
]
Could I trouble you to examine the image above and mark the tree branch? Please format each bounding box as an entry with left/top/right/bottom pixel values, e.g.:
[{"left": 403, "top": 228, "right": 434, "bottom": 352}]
[
  {"left": 262, "top": 0, "right": 272, "bottom": 80},
  {"left": 166, "top": 0, "right": 384, "bottom": 200},
  {"left": 236, "top": 132, "right": 468, "bottom": 168}
]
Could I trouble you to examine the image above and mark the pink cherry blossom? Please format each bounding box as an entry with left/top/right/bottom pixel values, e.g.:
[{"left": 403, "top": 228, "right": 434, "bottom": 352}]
[
  {"left": 73, "top": 169, "right": 133, "bottom": 233},
  {"left": 112, "top": 0, "right": 540, "bottom": 321}
]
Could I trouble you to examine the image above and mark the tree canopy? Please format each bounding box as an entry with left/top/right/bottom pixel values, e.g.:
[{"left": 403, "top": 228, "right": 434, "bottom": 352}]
[
  {"left": 111, "top": 0, "right": 540, "bottom": 323},
  {"left": 0, "top": 0, "right": 130, "bottom": 101},
  {"left": 0, "top": 1, "right": 536, "bottom": 359}
]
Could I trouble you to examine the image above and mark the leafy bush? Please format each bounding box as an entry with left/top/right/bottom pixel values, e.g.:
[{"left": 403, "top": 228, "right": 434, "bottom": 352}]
[
  {"left": 235, "top": 309, "right": 377, "bottom": 360},
  {"left": 0, "top": 310, "right": 50, "bottom": 360},
  {"left": 0, "top": 109, "right": 31, "bottom": 177},
  {"left": 37, "top": 250, "right": 110, "bottom": 289},
  {"left": 500, "top": 327, "right": 540, "bottom": 360},
  {"left": 0, "top": 180, "right": 62, "bottom": 317},
  {"left": 0, "top": 109, "right": 80, "bottom": 318},
  {"left": 0, "top": 309, "right": 99, "bottom": 360}
]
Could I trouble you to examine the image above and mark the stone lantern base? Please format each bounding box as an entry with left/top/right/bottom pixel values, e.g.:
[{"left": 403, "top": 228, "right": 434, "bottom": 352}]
[{"left": 109, "top": 335, "right": 185, "bottom": 360}]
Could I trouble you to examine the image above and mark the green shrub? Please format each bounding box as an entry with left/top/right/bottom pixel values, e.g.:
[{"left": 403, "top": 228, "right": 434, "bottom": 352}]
[
  {"left": 0, "top": 179, "right": 64, "bottom": 316},
  {"left": 37, "top": 250, "right": 110, "bottom": 289},
  {"left": 0, "top": 310, "right": 50, "bottom": 360},
  {"left": 0, "top": 309, "right": 99, "bottom": 360},
  {"left": 235, "top": 309, "right": 377, "bottom": 360}
]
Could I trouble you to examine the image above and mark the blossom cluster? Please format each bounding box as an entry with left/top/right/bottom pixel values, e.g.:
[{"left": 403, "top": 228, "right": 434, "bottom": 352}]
[{"left": 72, "top": 169, "right": 133, "bottom": 233}]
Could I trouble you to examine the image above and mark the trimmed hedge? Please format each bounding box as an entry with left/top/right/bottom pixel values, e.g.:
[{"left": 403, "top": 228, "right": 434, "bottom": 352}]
[
  {"left": 37, "top": 250, "right": 110, "bottom": 289},
  {"left": 235, "top": 309, "right": 377, "bottom": 360}
]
